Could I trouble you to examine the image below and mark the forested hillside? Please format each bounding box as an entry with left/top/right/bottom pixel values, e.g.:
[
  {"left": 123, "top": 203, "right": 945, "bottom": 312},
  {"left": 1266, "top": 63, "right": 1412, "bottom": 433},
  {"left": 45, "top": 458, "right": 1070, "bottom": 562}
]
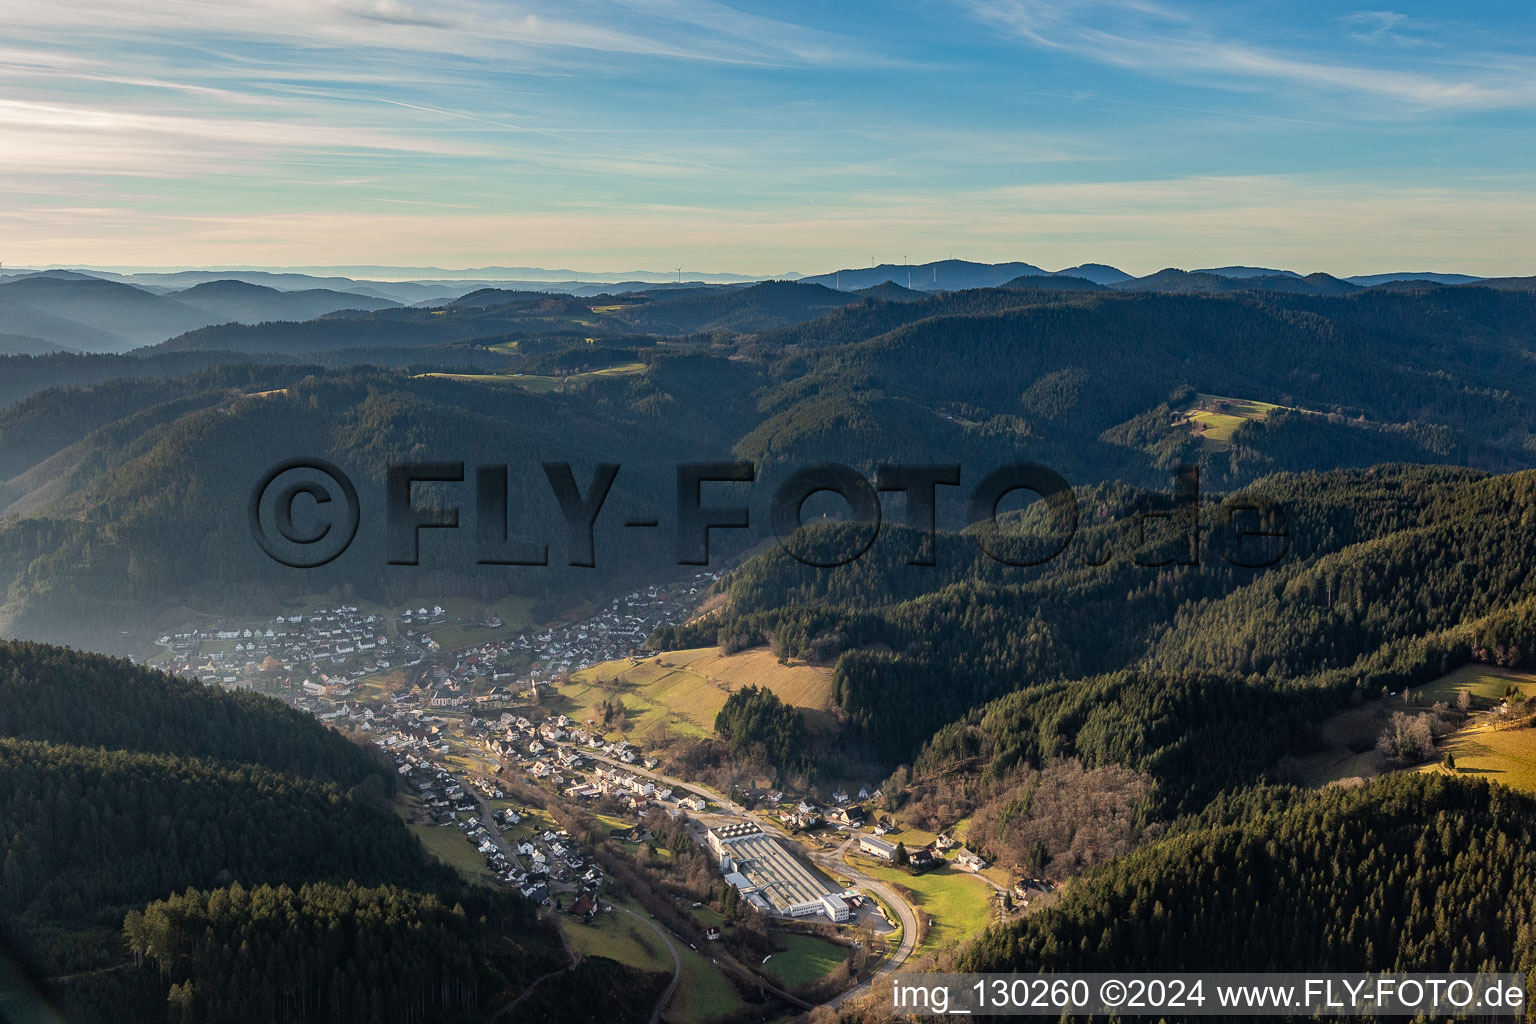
[
  {"left": 123, "top": 883, "right": 554, "bottom": 1024},
  {"left": 6, "top": 273, "right": 1536, "bottom": 1018},
  {"left": 6, "top": 281, "right": 1536, "bottom": 644},
  {"left": 0, "top": 641, "right": 390, "bottom": 785},
  {"left": 0, "top": 642, "right": 645, "bottom": 1023},
  {"left": 659, "top": 464, "right": 1536, "bottom": 821},
  {"left": 959, "top": 774, "right": 1536, "bottom": 976}
]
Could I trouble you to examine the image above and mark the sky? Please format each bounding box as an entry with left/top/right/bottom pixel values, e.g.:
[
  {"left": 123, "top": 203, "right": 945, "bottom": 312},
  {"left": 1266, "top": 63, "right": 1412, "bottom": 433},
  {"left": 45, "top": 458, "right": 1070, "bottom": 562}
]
[{"left": 2, "top": 0, "right": 1535, "bottom": 277}]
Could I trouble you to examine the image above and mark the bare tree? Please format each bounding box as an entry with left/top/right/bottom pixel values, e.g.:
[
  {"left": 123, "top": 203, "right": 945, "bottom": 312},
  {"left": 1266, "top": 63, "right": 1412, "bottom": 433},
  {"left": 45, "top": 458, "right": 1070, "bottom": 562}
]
[{"left": 1377, "top": 711, "right": 1435, "bottom": 763}]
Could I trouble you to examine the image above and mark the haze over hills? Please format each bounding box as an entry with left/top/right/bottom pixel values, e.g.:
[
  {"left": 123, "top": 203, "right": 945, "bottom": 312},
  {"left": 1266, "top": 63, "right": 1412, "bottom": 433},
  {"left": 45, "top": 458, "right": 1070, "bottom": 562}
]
[
  {"left": 0, "top": 274, "right": 401, "bottom": 352},
  {"left": 797, "top": 259, "right": 1049, "bottom": 291},
  {"left": 6, "top": 273, "right": 1536, "bottom": 649},
  {"left": 7, "top": 258, "right": 1536, "bottom": 1019},
  {"left": 0, "top": 297, "right": 129, "bottom": 351},
  {"left": 2, "top": 260, "right": 1532, "bottom": 360},
  {"left": 171, "top": 280, "right": 399, "bottom": 322},
  {"left": 1052, "top": 262, "right": 1133, "bottom": 285},
  {"left": 1192, "top": 265, "right": 1302, "bottom": 279},
  {"left": 1110, "top": 268, "right": 1360, "bottom": 295},
  {"left": 0, "top": 333, "right": 72, "bottom": 356},
  {"left": 1345, "top": 271, "right": 1485, "bottom": 286}
]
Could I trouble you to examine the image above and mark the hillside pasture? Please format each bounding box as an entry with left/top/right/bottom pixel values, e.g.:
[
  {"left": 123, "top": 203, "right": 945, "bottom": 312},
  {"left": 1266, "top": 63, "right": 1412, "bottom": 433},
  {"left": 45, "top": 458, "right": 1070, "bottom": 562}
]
[
  {"left": 762, "top": 933, "right": 846, "bottom": 989},
  {"left": 848, "top": 856, "right": 996, "bottom": 959},
  {"left": 1298, "top": 666, "right": 1536, "bottom": 789},
  {"left": 1411, "top": 664, "right": 1536, "bottom": 707},
  {"left": 555, "top": 647, "right": 837, "bottom": 741},
  {"left": 1423, "top": 719, "right": 1536, "bottom": 793},
  {"left": 1412, "top": 666, "right": 1536, "bottom": 793},
  {"left": 415, "top": 362, "right": 645, "bottom": 394},
  {"left": 1181, "top": 393, "right": 1282, "bottom": 451}
]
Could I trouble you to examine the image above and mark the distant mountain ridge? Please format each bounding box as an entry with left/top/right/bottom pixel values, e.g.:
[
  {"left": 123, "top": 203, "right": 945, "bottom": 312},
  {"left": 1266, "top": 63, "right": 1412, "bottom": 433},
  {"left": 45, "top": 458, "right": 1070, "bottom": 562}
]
[
  {"left": 797, "top": 259, "right": 1051, "bottom": 292},
  {"left": 1345, "top": 271, "right": 1485, "bottom": 286},
  {"left": 1111, "top": 268, "right": 1359, "bottom": 296},
  {"left": 1054, "top": 263, "right": 1134, "bottom": 285},
  {"left": 1193, "top": 265, "right": 1303, "bottom": 279},
  {"left": 170, "top": 279, "right": 398, "bottom": 321},
  {"left": 0, "top": 274, "right": 400, "bottom": 353},
  {"left": 796, "top": 260, "right": 1489, "bottom": 292},
  {"left": 1, "top": 263, "right": 1516, "bottom": 353},
  {"left": 0, "top": 333, "right": 72, "bottom": 356}
]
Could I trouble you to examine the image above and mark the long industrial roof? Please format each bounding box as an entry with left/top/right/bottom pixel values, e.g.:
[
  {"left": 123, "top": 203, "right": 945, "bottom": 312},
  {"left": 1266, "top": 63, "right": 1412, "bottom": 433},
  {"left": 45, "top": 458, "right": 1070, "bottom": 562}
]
[{"left": 724, "top": 830, "right": 833, "bottom": 912}]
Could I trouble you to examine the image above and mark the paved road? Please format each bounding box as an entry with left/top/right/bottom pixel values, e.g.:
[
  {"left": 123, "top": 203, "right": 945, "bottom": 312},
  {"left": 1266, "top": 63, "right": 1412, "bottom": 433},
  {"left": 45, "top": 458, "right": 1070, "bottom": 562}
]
[
  {"left": 811, "top": 838, "right": 919, "bottom": 1008},
  {"left": 469, "top": 785, "right": 526, "bottom": 871},
  {"left": 584, "top": 750, "right": 920, "bottom": 1008}
]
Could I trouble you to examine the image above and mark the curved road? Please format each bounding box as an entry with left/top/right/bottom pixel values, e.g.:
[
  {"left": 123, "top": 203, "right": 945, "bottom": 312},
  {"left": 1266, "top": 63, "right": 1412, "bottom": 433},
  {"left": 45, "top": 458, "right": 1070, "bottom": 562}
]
[
  {"left": 585, "top": 751, "right": 920, "bottom": 1008},
  {"left": 809, "top": 838, "right": 919, "bottom": 1007},
  {"left": 615, "top": 906, "right": 682, "bottom": 1024},
  {"left": 438, "top": 740, "right": 922, "bottom": 1014}
]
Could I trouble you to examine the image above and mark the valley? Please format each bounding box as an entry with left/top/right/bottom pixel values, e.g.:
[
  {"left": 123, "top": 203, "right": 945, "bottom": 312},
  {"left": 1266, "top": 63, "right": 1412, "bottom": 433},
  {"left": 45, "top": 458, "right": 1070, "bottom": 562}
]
[
  {"left": 9, "top": 268, "right": 1536, "bottom": 1021},
  {"left": 127, "top": 567, "right": 1010, "bottom": 1021},
  {"left": 8, "top": 0, "right": 1536, "bottom": 1013}
]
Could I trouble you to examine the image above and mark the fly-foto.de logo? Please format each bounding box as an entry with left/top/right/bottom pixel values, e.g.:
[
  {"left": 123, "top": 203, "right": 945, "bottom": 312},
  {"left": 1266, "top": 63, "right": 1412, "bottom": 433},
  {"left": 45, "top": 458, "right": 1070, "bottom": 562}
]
[{"left": 249, "top": 460, "right": 1289, "bottom": 570}]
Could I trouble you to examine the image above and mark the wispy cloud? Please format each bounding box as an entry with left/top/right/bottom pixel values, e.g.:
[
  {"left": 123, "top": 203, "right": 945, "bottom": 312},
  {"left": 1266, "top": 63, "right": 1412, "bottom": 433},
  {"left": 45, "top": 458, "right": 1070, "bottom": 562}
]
[
  {"left": 0, "top": 98, "right": 488, "bottom": 178},
  {"left": 2, "top": 0, "right": 883, "bottom": 70},
  {"left": 2, "top": 0, "right": 1533, "bottom": 272},
  {"left": 1342, "top": 10, "right": 1428, "bottom": 48},
  {"left": 965, "top": 0, "right": 1536, "bottom": 110}
]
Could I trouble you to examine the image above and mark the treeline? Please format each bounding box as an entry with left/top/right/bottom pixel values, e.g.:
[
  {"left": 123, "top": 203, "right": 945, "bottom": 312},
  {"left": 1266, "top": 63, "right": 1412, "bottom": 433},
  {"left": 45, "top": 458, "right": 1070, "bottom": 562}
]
[
  {"left": 0, "top": 640, "right": 389, "bottom": 788},
  {"left": 714, "top": 685, "right": 807, "bottom": 768},
  {"left": 124, "top": 881, "right": 552, "bottom": 1024},
  {"left": 0, "top": 738, "right": 443, "bottom": 935},
  {"left": 959, "top": 774, "right": 1536, "bottom": 977},
  {"left": 0, "top": 641, "right": 630, "bottom": 1024}
]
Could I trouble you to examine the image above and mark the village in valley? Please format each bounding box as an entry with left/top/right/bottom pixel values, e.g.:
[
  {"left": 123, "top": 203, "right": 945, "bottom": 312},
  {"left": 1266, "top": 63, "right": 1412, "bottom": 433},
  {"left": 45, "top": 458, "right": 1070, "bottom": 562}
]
[{"left": 141, "top": 570, "right": 1031, "bottom": 1014}]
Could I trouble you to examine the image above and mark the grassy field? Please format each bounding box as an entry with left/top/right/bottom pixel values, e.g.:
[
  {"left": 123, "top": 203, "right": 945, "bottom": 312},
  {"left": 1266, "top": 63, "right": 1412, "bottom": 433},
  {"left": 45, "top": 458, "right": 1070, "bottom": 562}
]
[
  {"left": 407, "top": 822, "right": 494, "bottom": 883},
  {"left": 1296, "top": 666, "right": 1536, "bottom": 788},
  {"left": 669, "top": 943, "right": 746, "bottom": 1024},
  {"left": 415, "top": 363, "right": 645, "bottom": 393},
  {"left": 762, "top": 934, "right": 846, "bottom": 989},
  {"left": 1292, "top": 702, "right": 1395, "bottom": 787},
  {"left": 1422, "top": 720, "right": 1536, "bottom": 792},
  {"left": 690, "top": 905, "right": 726, "bottom": 929},
  {"left": 556, "top": 647, "right": 837, "bottom": 741},
  {"left": 849, "top": 857, "right": 996, "bottom": 957},
  {"left": 1181, "top": 393, "right": 1284, "bottom": 451},
  {"left": 593, "top": 811, "right": 634, "bottom": 833},
  {"left": 560, "top": 908, "right": 674, "bottom": 974},
  {"left": 567, "top": 900, "right": 745, "bottom": 1024},
  {"left": 1410, "top": 666, "right": 1536, "bottom": 793},
  {"left": 1412, "top": 664, "right": 1536, "bottom": 706}
]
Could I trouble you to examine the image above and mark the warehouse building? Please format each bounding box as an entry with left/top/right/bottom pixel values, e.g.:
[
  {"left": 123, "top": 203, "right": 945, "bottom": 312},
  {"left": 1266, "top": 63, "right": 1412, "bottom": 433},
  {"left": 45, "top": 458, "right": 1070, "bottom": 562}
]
[{"left": 707, "top": 821, "right": 850, "bottom": 922}]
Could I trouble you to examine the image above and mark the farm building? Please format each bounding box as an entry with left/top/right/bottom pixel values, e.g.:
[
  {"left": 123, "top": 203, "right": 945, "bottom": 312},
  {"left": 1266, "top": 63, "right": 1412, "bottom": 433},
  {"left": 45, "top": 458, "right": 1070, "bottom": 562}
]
[{"left": 858, "top": 835, "right": 897, "bottom": 860}]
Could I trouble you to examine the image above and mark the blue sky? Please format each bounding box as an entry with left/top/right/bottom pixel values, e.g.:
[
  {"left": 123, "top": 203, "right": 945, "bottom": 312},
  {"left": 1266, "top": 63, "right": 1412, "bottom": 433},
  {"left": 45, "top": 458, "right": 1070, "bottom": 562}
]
[{"left": 3, "top": 0, "right": 1535, "bottom": 276}]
